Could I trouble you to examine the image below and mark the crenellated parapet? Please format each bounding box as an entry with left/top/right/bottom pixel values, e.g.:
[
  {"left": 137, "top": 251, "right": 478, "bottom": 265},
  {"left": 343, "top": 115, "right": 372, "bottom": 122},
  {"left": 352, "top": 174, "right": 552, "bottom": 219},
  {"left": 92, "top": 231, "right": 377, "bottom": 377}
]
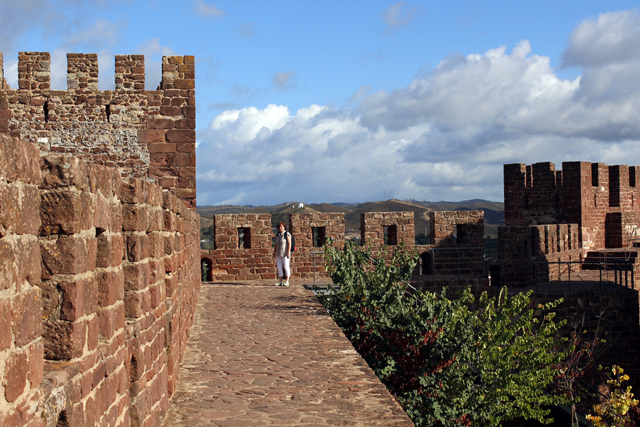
[
  {"left": 0, "top": 51, "right": 196, "bottom": 208},
  {"left": 504, "top": 161, "right": 640, "bottom": 251}
]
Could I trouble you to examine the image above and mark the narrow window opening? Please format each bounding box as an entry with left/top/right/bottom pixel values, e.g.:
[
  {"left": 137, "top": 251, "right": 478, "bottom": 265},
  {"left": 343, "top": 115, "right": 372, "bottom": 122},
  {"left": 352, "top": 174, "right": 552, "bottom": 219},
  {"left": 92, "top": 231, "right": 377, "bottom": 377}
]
[
  {"left": 631, "top": 167, "right": 636, "bottom": 188},
  {"left": 592, "top": 164, "right": 599, "bottom": 187},
  {"left": 312, "top": 227, "right": 326, "bottom": 247},
  {"left": 238, "top": 227, "right": 251, "bottom": 249},
  {"left": 420, "top": 252, "right": 433, "bottom": 275},
  {"left": 384, "top": 225, "right": 398, "bottom": 246},
  {"left": 105, "top": 104, "right": 111, "bottom": 122},
  {"left": 43, "top": 101, "right": 49, "bottom": 123},
  {"left": 489, "top": 265, "right": 501, "bottom": 287},
  {"left": 456, "top": 224, "right": 468, "bottom": 244},
  {"left": 525, "top": 194, "right": 530, "bottom": 209}
]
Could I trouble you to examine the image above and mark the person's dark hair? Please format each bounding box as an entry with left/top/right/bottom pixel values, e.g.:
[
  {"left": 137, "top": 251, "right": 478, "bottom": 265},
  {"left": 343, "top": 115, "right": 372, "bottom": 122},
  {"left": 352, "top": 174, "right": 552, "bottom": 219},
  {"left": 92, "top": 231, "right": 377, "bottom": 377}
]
[{"left": 278, "top": 221, "right": 286, "bottom": 230}]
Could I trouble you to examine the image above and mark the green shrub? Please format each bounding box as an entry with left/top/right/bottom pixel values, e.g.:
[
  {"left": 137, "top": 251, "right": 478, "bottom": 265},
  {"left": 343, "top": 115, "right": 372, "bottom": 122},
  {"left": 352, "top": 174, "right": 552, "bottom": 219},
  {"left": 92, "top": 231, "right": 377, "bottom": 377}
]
[{"left": 321, "top": 241, "right": 568, "bottom": 426}]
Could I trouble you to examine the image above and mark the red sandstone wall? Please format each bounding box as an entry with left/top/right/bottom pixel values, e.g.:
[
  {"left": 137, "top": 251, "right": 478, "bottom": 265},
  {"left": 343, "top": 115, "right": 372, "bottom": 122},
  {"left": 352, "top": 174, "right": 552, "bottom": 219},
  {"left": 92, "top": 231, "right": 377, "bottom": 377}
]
[
  {"left": 202, "top": 211, "right": 486, "bottom": 282},
  {"left": 495, "top": 224, "right": 582, "bottom": 287},
  {"left": 503, "top": 161, "right": 640, "bottom": 253},
  {"left": 0, "top": 134, "right": 201, "bottom": 427},
  {"left": 0, "top": 134, "right": 44, "bottom": 427},
  {"left": 0, "top": 52, "right": 196, "bottom": 207}
]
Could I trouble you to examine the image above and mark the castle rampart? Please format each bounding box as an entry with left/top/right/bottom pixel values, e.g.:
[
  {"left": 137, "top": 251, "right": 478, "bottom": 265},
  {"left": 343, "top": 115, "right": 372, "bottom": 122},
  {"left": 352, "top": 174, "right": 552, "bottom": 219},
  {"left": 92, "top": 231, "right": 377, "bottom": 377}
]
[
  {"left": 504, "top": 161, "right": 640, "bottom": 251},
  {"left": 0, "top": 134, "right": 201, "bottom": 427},
  {"left": 201, "top": 210, "right": 486, "bottom": 282},
  {"left": 0, "top": 52, "right": 196, "bottom": 208}
]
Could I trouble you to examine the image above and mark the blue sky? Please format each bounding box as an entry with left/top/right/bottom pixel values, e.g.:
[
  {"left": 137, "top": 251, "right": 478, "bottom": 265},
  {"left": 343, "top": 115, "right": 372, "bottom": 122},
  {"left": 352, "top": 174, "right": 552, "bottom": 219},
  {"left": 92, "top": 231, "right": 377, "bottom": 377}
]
[{"left": 1, "top": 1, "right": 640, "bottom": 206}]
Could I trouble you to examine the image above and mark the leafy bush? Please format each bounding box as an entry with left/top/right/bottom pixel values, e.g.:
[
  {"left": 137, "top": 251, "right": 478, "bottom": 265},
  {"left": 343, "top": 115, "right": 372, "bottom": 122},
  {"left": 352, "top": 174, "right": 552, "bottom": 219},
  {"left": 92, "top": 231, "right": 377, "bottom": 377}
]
[
  {"left": 587, "top": 366, "right": 640, "bottom": 427},
  {"left": 321, "top": 241, "right": 569, "bottom": 426}
]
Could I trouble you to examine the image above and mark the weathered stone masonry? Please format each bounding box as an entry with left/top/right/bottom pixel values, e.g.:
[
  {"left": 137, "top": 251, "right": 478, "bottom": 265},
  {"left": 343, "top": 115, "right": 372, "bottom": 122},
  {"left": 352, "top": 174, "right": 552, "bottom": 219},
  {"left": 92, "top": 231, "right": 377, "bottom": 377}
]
[
  {"left": 0, "top": 51, "right": 196, "bottom": 208},
  {"left": 201, "top": 210, "right": 485, "bottom": 281},
  {"left": 0, "top": 129, "right": 200, "bottom": 426},
  {"left": 1, "top": 50, "right": 201, "bottom": 426},
  {"left": 496, "top": 161, "right": 640, "bottom": 287}
]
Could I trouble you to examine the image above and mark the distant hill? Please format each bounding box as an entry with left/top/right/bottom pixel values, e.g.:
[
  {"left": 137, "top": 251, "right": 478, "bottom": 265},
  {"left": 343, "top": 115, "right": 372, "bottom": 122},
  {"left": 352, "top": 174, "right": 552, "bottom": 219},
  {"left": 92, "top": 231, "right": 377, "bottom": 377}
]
[{"left": 197, "top": 199, "right": 504, "bottom": 237}]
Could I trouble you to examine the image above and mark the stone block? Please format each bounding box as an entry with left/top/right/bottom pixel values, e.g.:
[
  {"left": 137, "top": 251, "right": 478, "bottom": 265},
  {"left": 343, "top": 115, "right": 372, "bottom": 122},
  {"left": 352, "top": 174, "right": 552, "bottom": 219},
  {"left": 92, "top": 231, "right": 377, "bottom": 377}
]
[
  {"left": 40, "top": 189, "right": 93, "bottom": 235},
  {"left": 4, "top": 350, "right": 28, "bottom": 402},
  {"left": 0, "top": 183, "right": 41, "bottom": 237},
  {"left": 147, "top": 118, "right": 175, "bottom": 130},
  {"left": 0, "top": 298, "right": 11, "bottom": 351},
  {"left": 43, "top": 318, "right": 86, "bottom": 360},
  {"left": 0, "top": 134, "right": 41, "bottom": 185},
  {"left": 137, "top": 129, "right": 165, "bottom": 144},
  {"left": 28, "top": 340, "right": 44, "bottom": 389},
  {"left": 122, "top": 205, "right": 149, "bottom": 232},
  {"left": 166, "top": 130, "right": 195, "bottom": 144},
  {"left": 123, "top": 262, "right": 150, "bottom": 292},
  {"left": 98, "top": 269, "right": 124, "bottom": 307},
  {"left": 96, "top": 233, "right": 124, "bottom": 268},
  {"left": 58, "top": 279, "right": 85, "bottom": 321},
  {"left": 12, "top": 286, "right": 43, "bottom": 346},
  {"left": 40, "top": 235, "right": 97, "bottom": 276},
  {"left": 121, "top": 178, "right": 146, "bottom": 204},
  {"left": 40, "top": 155, "right": 90, "bottom": 191},
  {"left": 126, "top": 234, "right": 150, "bottom": 262}
]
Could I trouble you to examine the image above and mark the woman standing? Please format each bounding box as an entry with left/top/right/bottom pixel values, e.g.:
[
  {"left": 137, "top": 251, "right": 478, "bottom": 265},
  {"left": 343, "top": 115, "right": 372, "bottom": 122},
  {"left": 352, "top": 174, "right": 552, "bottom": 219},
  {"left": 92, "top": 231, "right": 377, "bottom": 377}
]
[{"left": 273, "top": 222, "right": 291, "bottom": 286}]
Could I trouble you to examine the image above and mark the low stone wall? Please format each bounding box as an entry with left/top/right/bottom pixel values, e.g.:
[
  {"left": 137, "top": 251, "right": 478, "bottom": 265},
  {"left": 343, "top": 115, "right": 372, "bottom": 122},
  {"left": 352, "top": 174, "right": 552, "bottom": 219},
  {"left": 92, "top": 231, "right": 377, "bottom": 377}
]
[{"left": 0, "top": 134, "right": 201, "bottom": 427}]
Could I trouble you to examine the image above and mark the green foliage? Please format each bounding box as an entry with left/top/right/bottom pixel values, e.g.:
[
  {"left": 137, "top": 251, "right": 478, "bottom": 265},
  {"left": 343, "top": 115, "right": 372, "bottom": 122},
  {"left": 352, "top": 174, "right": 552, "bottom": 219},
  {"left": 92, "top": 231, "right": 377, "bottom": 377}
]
[{"left": 321, "top": 241, "right": 569, "bottom": 427}]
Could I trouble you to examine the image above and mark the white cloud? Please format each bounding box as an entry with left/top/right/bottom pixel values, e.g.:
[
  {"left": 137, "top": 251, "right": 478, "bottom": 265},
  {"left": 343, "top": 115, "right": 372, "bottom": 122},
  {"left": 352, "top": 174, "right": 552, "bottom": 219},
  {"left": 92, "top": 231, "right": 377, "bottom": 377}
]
[
  {"left": 194, "top": 0, "right": 225, "bottom": 19},
  {"left": 563, "top": 10, "right": 640, "bottom": 67},
  {"left": 198, "top": 9, "right": 640, "bottom": 206}
]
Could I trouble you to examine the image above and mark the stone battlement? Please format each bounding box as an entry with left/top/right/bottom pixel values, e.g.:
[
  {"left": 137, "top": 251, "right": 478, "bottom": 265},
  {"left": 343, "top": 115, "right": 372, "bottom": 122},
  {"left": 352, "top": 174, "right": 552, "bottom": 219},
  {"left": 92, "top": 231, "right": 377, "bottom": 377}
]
[
  {"left": 0, "top": 131, "right": 201, "bottom": 427},
  {"left": 0, "top": 52, "right": 196, "bottom": 207}
]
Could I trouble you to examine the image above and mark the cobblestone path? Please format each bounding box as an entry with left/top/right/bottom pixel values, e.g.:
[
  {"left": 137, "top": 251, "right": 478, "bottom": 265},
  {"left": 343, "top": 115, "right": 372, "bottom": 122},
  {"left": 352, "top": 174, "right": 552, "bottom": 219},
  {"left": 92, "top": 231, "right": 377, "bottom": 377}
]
[{"left": 162, "top": 281, "right": 413, "bottom": 426}]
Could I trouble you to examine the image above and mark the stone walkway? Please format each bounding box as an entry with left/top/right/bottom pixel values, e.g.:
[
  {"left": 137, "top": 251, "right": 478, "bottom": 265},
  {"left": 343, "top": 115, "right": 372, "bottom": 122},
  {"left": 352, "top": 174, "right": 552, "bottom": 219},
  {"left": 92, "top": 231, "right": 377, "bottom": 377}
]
[{"left": 162, "top": 281, "right": 413, "bottom": 427}]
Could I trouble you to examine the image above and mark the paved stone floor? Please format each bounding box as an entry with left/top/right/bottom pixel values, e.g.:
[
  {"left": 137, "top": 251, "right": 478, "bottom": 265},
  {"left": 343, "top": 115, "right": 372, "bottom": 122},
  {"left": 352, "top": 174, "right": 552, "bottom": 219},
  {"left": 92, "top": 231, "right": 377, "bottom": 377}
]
[{"left": 162, "top": 281, "right": 413, "bottom": 427}]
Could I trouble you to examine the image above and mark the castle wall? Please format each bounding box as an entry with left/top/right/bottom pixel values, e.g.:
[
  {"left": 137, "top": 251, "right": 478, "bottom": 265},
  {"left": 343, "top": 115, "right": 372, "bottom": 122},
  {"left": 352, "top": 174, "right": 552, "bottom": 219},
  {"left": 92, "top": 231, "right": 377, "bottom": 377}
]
[
  {"left": 360, "top": 211, "right": 415, "bottom": 246},
  {"left": 503, "top": 161, "right": 640, "bottom": 253},
  {"left": 0, "top": 51, "right": 196, "bottom": 207},
  {"left": 202, "top": 211, "right": 486, "bottom": 282},
  {"left": 0, "top": 134, "right": 201, "bottom": 427},
  {"left": 494, "top": 224, "right": 582, "bottom": 287}
]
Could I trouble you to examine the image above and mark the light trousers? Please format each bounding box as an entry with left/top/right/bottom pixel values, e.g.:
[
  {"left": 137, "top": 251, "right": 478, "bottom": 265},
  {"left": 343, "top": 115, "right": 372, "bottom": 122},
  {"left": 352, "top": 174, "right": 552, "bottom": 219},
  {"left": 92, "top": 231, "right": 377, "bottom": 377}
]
[{"left": 276, "top": 256, "right": 290, "bottom": 278}]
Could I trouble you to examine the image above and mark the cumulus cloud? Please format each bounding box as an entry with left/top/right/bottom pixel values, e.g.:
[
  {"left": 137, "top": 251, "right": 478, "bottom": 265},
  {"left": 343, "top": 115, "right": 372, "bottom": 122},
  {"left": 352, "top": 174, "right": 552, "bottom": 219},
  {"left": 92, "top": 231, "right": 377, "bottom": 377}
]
[
  {"left": 194, "top": 0, "right": 225, "bottom": 19},
  {"left": 382, "top": 2, "right": 419, "bottom": 34},
  {"left": 563, "top": 10, "right": 640, "bottom": 67},
  {"left": 193, "top": 9, "right": 640, "bottom": 205},
  {"left": 271, "top": 71, "right": 298, "bottom": 90}
]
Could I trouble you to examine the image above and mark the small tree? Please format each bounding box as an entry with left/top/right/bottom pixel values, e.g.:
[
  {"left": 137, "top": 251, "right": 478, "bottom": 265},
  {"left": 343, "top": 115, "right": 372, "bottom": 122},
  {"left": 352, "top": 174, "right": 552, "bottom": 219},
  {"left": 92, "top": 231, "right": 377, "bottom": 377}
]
[
  {"left": 586, "top": 366, "right": 640, "bottom": 427},
  {"left": 321, "top": 241, "right": 570, "bottom": 427}
]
